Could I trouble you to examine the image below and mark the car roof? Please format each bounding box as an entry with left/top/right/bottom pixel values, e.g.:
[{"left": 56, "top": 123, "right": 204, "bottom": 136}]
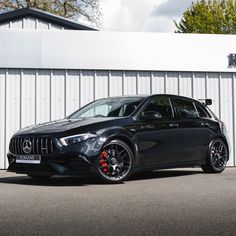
[{"left": 105, "top": 94, "right": 200, "bottom": 102}]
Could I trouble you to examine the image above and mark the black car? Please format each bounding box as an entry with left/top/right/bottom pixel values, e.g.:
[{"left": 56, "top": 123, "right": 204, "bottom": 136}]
[{"left": 7, "top": 94, "right": 229, "bottom": 183}]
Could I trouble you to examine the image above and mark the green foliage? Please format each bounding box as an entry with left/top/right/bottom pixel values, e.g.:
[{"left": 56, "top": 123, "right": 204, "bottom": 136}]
[
  {"left": 175, "top": 0, "right": 236, "bottom": 34},
  {"left": 0, "top": 0, "right": 101, "bottom": 26}
]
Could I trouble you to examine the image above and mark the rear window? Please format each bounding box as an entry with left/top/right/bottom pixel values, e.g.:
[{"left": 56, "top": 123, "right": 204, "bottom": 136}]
[
  {"left": 173, "top": 99, "right": 198, "bottom": 118},
  {"left": 194, "top": 102, "right": 211, "bottom": 118}
]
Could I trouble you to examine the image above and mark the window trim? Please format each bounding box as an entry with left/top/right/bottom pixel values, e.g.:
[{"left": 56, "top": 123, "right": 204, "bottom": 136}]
[{"left": 192, "top": 102, "right": 200, "bottom": 118}]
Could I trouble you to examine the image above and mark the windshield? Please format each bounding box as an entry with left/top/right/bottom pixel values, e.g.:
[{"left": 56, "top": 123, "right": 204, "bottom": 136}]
[{"left": 69, "top": 97, "right": 144, "bottom": 118}]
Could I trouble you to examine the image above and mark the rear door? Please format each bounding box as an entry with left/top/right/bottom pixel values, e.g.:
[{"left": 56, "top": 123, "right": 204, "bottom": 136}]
[
  {"left": 171, "top": 98, "right": 212, "bottom": 163},
  {"left": 134, "top": 96, "right": 183, "bottom": 167}
]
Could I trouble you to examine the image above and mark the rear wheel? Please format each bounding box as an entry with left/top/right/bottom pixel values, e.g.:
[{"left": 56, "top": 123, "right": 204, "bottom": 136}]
[
  {"left": 97, "top": 140, "right": 134, "bottom": 184},
  {"left": 201, "top": 138, "right": 228, "bottom": 173},
  {"left": 28, "top": 174, "right": 52, "bottom": 180}
]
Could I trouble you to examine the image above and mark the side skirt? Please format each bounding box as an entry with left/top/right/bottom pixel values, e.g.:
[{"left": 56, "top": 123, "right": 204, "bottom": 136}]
[{"left": 133, "top": 160, "right": 205, "bottom": 173}]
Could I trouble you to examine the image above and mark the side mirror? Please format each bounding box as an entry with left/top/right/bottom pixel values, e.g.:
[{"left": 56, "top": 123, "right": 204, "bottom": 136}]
[
  {"left": 205, "top": 99, "right": 212, "bottom": 106},
  {"left": 142, "top": 111, "right": 162, "bottom": 121},
  {"left": 198, "top": 99, "right": 212, "bottom": 106}
]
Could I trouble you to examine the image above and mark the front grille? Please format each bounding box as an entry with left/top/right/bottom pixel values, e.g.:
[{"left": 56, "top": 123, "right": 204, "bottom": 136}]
[{"left": 9, "top": 137, "right": 54, "bottom": 155}]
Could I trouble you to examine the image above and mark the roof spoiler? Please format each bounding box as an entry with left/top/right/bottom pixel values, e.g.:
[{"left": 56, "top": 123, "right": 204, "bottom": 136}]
[{"left": 198, "top": 99, "right": 212, "bottom": 106}]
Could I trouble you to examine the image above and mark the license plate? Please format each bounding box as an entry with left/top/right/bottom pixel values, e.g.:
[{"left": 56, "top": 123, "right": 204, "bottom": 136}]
[{"left": 16, "top": 155, "right": 41, "bottom": 164}]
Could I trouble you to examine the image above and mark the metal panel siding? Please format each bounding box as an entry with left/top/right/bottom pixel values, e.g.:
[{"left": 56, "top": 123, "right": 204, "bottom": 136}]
[
  {"left": 51, "top": 70, "right": 65, "bottom": 120},
  {"left": 138, "top": 72, "right": 151, "bottom": 95},
  {"left": 179, "top": 72, "right": 192, "bottom": 98},
  {"left": 109, "top": 71, "right": 123, "bottom": 96},
  {"left": 0, "top": 17, "right": 64, "bottom": 30},
  {"left": 1, "top": 69, "right": 236, "bottom": 168},
  {"left": 124, "top": 71, "right": 137, "bottom": 95},
  {"left": 21, "top": 70, "right": 36, "bottom": 128},
  {"left": 36, "top": 70, "right": 50, "bottom": 123},
  {"left": 66, "top": 70, "right": 80, "bottom": 116},
  {"left": 220, "top": 73, "right": 234, "bottom": 166},
  {"left": 95, "top": 71, "right": 109, "bottom": 99},
  {"left": 24, "top": 17, "right": 36, "bottom": 29},
  {"left": 81, "top": 71, "right": 94, "bottom": 106},
  {"left": 50, "top": 23, "right": 63, "bottom": 30},
  {"left": 37, "top": 20, "right": 49, "bottom": 29},
  {"left": 152, "top": 72, "right": 165, "bottom": 94},
  {"left": 0, "top": 70, "right": 5, "bottom": 169},
  {"left": 193, "top": 73, "right": 206, "bottom": 99},
  {"left": 166, "top": 72, "right": 179, "bottom": 95},
  {"left": 11, "top": 19, "right": 23, "bottom": 28},
  {"left": 233, "top": 74, "right": 236, "bottom": 166},
  {"left": 5, "top": 70, "right": 21, "bottom": 168},
  {"left": 207, "top": 73, "right": 220, "bottom": 117}
]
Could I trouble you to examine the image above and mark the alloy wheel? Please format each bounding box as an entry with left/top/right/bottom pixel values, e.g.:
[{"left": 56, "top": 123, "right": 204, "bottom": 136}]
[
  {"left": 210, "top": 140, "right": 228, "bottom": 171},
  {"left": 98, "top": 142, "right": 132, "bottom": 182}
]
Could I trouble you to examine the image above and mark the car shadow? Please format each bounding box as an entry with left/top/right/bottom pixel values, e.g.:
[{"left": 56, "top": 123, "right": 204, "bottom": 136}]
[
  {"left": 0, "top": 169, "right": 203, "bottom": 187},
  {"left": 0, "top": 175, "right": 97, "bottom": 187},
  {"left": 129, "top": 169, "right": 203, "bottom": 181}
]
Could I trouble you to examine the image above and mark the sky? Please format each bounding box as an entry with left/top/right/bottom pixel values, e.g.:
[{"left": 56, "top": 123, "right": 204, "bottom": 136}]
[{"left": 100, "top": 0, "right": 194, "bottom": 32}]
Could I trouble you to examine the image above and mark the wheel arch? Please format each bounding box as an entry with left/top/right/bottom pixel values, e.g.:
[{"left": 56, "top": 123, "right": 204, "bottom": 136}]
[{"left": 105, "top": 135, "right": 136, "bottom": 156}]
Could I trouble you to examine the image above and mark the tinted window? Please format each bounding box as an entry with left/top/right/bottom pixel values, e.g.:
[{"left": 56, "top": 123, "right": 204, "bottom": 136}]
[
  {"left": 174, "top": 99, "right": 198, "bottom": 118},
  {"left": 195, "top": 102, "right": 210, "bottom": 118},
  {"left": 141, "top": 97, "right": 173, "bottom": 119}
]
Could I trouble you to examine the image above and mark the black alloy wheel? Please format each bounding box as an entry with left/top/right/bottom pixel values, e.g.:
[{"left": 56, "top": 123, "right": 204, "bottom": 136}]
[
  {"left": 97, "top": 140, "right": 134, "bottom": 183},
  {"left": 201, "top": 138, "right": 228, "bottom": 173}
]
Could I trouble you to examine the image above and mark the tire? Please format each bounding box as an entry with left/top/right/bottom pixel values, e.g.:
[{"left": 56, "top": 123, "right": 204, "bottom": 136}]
[
  {"left": 28, "top": 174, "right": 53, "bottom": 180},
  {"left": 96, "top": 139, "right": 134, "bottom": 184},
  {"left": 201, "top": 138, "right": 228, "bottom": 173}
]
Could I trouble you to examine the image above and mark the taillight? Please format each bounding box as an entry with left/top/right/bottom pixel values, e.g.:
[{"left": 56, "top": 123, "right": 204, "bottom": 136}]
[{"left": 220, "top": 122, "right": 227, "bottom": 136}]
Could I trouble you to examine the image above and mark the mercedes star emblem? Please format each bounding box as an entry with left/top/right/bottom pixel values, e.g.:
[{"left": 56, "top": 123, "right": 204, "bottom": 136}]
[{"left": 22, "top": 140, "right": 32, "bottom": 154}]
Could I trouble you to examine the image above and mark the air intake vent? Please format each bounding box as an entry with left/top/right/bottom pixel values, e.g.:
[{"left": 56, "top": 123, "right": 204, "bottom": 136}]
[{"left": 9, "top": 137, "right": 54, "bottom": 155}]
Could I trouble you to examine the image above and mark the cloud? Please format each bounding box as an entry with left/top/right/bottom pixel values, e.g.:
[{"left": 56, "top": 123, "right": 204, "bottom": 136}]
[
  {"left": 100, "top": 0, "right": 194, "bottom": 32},
  {"left": 152, "top": 0, "right": 193, "bottom": 17}
]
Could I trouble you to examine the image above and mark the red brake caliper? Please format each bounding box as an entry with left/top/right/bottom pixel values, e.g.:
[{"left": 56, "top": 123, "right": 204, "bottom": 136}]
[{"left": 99, "top": 151, "right": 108, "bottom": 174}]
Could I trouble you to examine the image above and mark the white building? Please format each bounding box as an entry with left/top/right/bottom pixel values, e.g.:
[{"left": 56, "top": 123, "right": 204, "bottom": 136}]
[{"left": 0, "top": 8, "right": 236, "bottom": 169}]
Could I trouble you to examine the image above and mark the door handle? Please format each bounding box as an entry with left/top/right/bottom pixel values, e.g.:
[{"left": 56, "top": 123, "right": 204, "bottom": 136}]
[
  {"left": 200, "top": 122, "right": 210, "bottom": 127},
  {"left": 169, "top": 123, "right": 179, "bottom": 128}
]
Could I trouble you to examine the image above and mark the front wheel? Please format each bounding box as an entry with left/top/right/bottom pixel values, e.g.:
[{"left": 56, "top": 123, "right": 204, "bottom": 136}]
[
  {"left": 97, "top": 140, "right": 134, "bottom": 184},
  {"left": 201, "top": 138, "right": 228, "bottom": 173}
]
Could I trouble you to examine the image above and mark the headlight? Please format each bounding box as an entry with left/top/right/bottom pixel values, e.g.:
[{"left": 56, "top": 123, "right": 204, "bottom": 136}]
[{"left": 60, "top": 133, "right": 98, "bottom": 146}]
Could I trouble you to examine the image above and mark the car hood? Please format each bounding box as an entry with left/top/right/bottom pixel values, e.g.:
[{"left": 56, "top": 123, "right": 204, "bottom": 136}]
[{"left": 14, "top": 117, "right": 130, "bottom": 137}]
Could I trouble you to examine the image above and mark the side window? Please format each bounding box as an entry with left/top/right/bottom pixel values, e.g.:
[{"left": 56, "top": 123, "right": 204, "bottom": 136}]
[
  {"left": 141, "top": 97, "right": 173, "bottom": 119},
  {"left": 195, "top": 102, "right": 210, "bottom": 118},
  {"left": 174, "top": 99, "right": 198, "bottom": 118}
]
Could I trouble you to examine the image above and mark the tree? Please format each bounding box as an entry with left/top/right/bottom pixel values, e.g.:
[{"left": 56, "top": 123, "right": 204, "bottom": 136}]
[
  {"left": 0, "top": 0, "right": 101, "bottom": 26},
  {"left": 175, "top": 0, "right": 236, "bottom": 34}
]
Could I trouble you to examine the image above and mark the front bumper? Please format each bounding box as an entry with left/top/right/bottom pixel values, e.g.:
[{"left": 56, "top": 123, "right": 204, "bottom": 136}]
[
  {"left": 7, "top": 137, "right": 104, "bottom": 176},
  {"left": 7, "top": 153, "right": 97, "bottom": 176}
]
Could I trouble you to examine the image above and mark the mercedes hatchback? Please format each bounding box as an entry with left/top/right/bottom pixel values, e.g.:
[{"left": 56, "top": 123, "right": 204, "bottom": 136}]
[{"left": 7, "top": 94, "right": 229, "bottom": 183}]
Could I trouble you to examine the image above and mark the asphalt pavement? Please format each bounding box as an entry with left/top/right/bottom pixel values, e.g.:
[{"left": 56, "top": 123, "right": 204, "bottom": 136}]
[{"left": 0, "top": 168, "right": 236, "bottom": 236}]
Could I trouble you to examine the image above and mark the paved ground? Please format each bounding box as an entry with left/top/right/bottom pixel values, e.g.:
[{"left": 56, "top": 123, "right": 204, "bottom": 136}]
[{"left": 0, "top": 168, "right": 236, "bottom": 236}]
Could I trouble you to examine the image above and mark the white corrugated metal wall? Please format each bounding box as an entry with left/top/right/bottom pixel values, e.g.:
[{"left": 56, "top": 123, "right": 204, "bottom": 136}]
[
  {"left": 0, "top": 17, "right": 65, "bottom": 30},
  {"left": 0, "top": 69, "right": 235, "bottom": 169}
]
